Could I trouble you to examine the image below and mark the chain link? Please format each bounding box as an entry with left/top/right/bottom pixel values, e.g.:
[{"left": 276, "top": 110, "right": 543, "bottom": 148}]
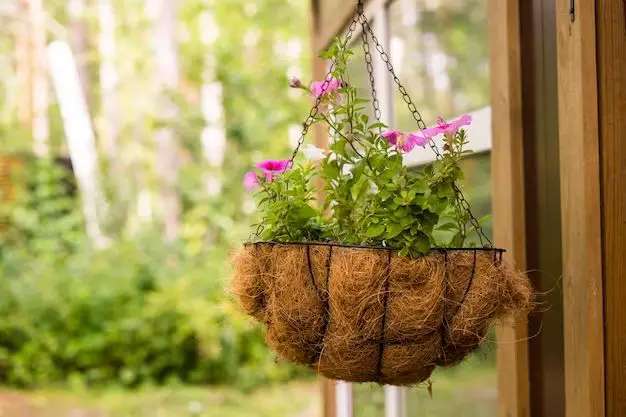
[{"left": 361, "top": 29, "right": 381, "bottom": 123}]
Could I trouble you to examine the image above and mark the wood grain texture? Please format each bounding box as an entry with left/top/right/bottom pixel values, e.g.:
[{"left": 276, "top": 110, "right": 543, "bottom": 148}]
[
  {"left": 597, "top": 0, "right": 626, "bottom": 414},
  {"left": 315, "top": 0, "right": 357, "bottom": 51},
  {"left": 555, "top": 0, "right": 605, "bottom": 416},
  {"left": 488, "top": 1, "right": 530, "bottom": 416}
]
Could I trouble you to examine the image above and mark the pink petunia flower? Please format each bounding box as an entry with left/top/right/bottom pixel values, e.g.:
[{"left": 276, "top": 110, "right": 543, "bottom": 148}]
[
  {"left": 382, "top": 130, "right": 429, "bottom": 153},
  {"left": 310, "top": 77, "right": 341, "bottom": 98},
  {"left": 422, "top": 115, "right": 472, "bottom": 137},
  {"left": 255, "top": 159, "right": 291, "bottom": 181},
  {"left": 243, "top": 172, "right": 260, "bottom": 190}
]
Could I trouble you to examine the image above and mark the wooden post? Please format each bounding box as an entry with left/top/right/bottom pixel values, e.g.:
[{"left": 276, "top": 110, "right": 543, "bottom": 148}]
[
  {"left": 555, "top": 0, "right": 605, "bottom": 416},
  {"left": 488, "top": 1, "right": 530, "bottom": 416},
  {"left": 597, "top": 0, "right": 626, "bottom": 415}
]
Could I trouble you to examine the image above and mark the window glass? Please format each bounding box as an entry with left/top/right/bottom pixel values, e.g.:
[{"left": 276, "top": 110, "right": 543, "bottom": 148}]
[
  {"left": 389, "top": 0, "right": 490, "bottom": 129},
  {"left": 349, "top": 2, "right": 494, "bottom": 412},
  {"left": 391, "top": 0, "right": 496, "bottom": 415}
]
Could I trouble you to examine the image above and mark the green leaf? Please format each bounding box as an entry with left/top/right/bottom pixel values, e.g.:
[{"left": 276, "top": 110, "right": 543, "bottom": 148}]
[
  {"left": 451, "top": 231, "right": 465, "bottom": 247},
  {"left": 399, "top": 216, "right": 414, "bottom": 228},
  {"left": 352, "top": 161, "right": 366, "bottom": 180},
  {"left": 297, "top": 205, "right": 317, "bottom": 219},
  {"left": 414, "top": 233, "right": 431, "bottom": 254},
  {"left": 478, "top": 214, "right": 492, "bottom": 226},
  {"left": 350, "top": 177, "right": 369, "bottom": 201},
  {"left": 366, "top": 224, "right": 385, "bottom": 238},
  {"left": 435, "top": 222, "right": 458, "bottom": 232},
  {"left": 323, "top": 161, "right": 340, "bottom": 179},
  {"left": 386, "top": 223, "right": 404, "bottom": 239}
]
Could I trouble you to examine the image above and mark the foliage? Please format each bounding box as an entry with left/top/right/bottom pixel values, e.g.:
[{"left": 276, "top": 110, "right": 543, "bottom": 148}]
[
  {"left": 255, "top": 163, "right": 327, "bottom": 242},
  {"left": 0, "top": 0, "right": 312, "bottom": 389},
  {"left": 0, "top": 157, "right": 82, "bottom": 255},
  {"left": 0, "top": 160, "right": 305, "bottom": 389},
  {"left": 251, "top": 39, "right": 482, "bottom": 257},
  {"left": 0, "top": 0, "right": 495, "bottom": 394},
  {"left": 0, "top": 236, "right": 305, "bottom": 389}
]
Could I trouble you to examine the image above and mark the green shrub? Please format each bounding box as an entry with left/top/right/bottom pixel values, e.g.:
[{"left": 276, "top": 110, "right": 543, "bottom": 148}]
[
  {"left": 0, "top": 235, "right": 305, "bottom": 389},
  {"left": 0, "top": 158, "right": 306, "bottom": 389}
]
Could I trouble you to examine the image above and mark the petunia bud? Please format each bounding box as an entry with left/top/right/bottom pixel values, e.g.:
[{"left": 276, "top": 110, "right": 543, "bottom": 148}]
[{"left": 289, "top": 77, "right": 303, "bottom": 89}]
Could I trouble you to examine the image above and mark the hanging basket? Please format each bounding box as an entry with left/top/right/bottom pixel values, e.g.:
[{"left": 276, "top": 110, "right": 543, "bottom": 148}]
[
  {"left": 233, "top": 0, "right": 534, "bottom": 385},
  {"left": 233, "top": 242, "right": 532, "bottom": 385}
]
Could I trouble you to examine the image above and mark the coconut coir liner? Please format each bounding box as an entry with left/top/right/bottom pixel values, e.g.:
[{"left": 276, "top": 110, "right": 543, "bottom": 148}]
[{"left": 232, "top": 243, "right": 532, "bottom": 385}]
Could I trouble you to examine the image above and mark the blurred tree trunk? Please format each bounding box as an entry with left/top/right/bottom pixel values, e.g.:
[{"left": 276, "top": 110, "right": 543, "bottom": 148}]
[
  {"left": 97, "top": 0, "right": 121, "bottom": 169},
  {"left": 146, "top": 0, "right": 181, "bottom": 241},
  {"left": 68, "top": 0, "right": 91, "bottom": 106},
  {"left": 47, "top": 41, "right": 108, "bottom": 247},
  {"left": 15, "top": 1, "right": 32, "bottom": 130},
  {"left": 199, "top": 10, "right": 225, "bottom": 197},
  {"left": 28, "top": 0, "right": 49, "bottom": 156}
]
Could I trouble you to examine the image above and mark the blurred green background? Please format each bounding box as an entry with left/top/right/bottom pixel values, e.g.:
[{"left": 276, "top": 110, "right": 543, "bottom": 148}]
[{"left": 0, "top": 0, "right": 494, "bottom": 415}]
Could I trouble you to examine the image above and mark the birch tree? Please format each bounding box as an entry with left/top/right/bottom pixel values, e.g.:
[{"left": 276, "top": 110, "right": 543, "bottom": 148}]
[
  {"left": 28, "top": 0, "right": 49, "bottom": 156},
  {"left": 97, "top": 0, "right": 119, "bottom": 162},
  {"left": 146, "top": 0, "right": 181, "bottom": 241},
  {"left": 47, "top": 41, "right": 108, "bottom": 247},
  {"left": 67, "top": 0, "right": 90, "bottom": 105},
  {"left": 199, "top": 9, "right": 225, "bottom": 197},
  {"left": 14, "top": 1, "right": 32, "bottom": 130}
]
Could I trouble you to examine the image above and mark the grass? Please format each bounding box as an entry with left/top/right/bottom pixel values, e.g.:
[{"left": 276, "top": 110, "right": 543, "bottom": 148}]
[
  {"left": 0, "top": 353, "right": 496, "bottom": 417},
  {"left": 0, "top": 381, "right": 320, "bottom": 417},
  {"left": 354, "top": 354, "right": 497, "bottom": 417}
]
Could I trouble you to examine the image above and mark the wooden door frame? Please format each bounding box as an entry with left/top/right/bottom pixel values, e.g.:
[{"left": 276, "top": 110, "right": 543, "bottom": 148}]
[
  {"left": 555, "top": 0, "right": 606, "bottom": 416},
  {"left": 488, "top": 1, "right": 531, "bottom": 416}
]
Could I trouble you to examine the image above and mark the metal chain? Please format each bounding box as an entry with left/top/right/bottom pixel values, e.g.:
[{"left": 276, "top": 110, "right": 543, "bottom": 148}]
[
  {"left": 361, "top": 28, "right": 381, "bottom": 123},
  {"left": 357, "top": 11, "right": 492, "bottom": 247},
  {"left": 285, "top": 12, "right": 361, "bottom": 171}
]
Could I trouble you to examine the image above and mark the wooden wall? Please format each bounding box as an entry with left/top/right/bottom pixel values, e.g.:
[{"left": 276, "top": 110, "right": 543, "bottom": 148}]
[
  {"left": 556, "top": 0, "right": 605, "bottom": 416},
  {"left": 313, "top": 0, "right": 357, "bottom": 52},
  {"left": 488, "top": 1, "right": 531, "bottom": 416}
]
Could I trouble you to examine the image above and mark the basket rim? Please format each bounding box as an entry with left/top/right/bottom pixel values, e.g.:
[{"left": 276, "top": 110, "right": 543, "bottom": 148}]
[{"left": 243, "top": 240, "right": 506, "bottom": 253}]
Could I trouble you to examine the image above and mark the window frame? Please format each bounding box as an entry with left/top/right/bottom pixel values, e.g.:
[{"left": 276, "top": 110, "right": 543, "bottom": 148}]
[{"left": 312, "top": 1, "right": 530, "bottom": 416}]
